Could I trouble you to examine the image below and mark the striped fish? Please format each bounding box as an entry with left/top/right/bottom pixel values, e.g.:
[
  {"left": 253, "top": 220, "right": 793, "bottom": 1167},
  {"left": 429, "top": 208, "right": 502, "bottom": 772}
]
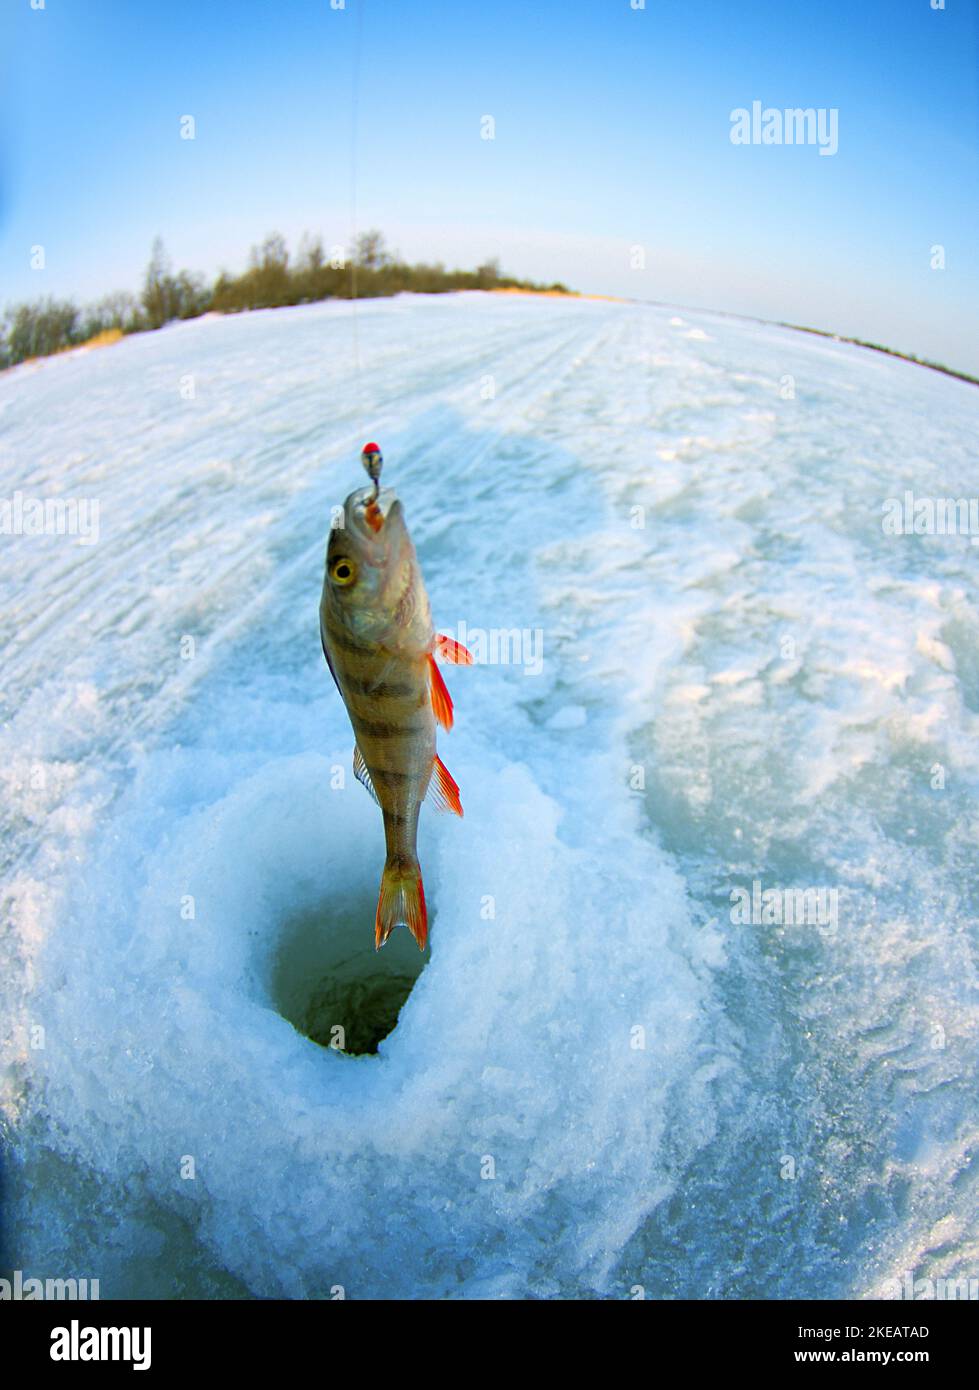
[{"left": 319, "top": 462, "right": 470, "bottom": 950}]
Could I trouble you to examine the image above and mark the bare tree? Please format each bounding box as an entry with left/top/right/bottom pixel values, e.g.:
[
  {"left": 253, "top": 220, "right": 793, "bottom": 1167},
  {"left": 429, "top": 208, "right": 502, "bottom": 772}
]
[{"left": 354, "top": 230, "right": 389, "bottom": 270}]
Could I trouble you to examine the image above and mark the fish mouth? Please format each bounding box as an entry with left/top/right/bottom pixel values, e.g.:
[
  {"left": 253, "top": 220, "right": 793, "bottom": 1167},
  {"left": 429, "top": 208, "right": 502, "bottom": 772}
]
[{"left": 345, "top": 486, "right": 399, "bottom": 537}]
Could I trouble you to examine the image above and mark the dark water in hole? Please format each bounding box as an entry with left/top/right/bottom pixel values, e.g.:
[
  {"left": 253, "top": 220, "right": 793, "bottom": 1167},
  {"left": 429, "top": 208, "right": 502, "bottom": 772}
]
[
  {"left": 301, "top": 969, "right": 421, "bottom": 1054},
  {"left": 271, "top": 886, "right": 428, "bottom": 1055}
]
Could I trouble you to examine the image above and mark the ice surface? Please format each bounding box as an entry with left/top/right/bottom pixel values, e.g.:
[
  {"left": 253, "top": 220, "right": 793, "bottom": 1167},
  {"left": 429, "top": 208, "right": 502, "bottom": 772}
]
[{"left": 1, "top": 292, "right": 978, "bottom": 1298}]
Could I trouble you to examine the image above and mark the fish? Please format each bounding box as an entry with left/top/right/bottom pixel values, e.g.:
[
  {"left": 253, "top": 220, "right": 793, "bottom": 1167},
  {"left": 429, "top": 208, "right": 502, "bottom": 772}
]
[{"left": 319, "top": 444, "right": 471, "bottom": 950}]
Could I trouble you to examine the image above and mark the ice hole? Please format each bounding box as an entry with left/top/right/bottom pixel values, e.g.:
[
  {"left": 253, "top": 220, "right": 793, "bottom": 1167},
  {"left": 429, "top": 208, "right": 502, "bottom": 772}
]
[{"left": 271, "top": 887, "right": 428, "bottom": 1056}]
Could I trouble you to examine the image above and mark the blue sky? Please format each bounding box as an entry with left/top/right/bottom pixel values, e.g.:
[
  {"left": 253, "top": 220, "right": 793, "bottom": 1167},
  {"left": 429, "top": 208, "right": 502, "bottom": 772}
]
[{"left": 1, "top": 0, "right": 977, "bottom": 372}]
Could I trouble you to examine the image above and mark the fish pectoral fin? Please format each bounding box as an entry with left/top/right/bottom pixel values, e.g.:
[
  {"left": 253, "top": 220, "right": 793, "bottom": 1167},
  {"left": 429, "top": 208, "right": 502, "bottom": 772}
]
[
  {"left": 428, "top": 754, "right": 463, "bottom": 817},
  {"left": 362, "top": 653, "right": 397, "bottom": 695},
  {"left": 428, "top": 655, "right": 454, "bottom": 731},
  {"left": 435, "top": 633, "right": 474, "bottom": 666},
  {"left": 353, "top": 745, "right": 381, "bottom": 805}
]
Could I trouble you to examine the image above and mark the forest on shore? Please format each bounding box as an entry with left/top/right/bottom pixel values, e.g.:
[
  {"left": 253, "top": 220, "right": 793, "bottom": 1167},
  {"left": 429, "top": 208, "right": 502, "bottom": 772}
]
[{"left": 0, "top": 231, "right": 571, "bottom": 369}]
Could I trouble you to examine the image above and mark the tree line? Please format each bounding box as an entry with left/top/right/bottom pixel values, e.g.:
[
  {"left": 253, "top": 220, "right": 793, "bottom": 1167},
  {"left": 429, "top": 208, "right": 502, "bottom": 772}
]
[{"left": 0, "top": 232, "right": 570, "bottom": 369}]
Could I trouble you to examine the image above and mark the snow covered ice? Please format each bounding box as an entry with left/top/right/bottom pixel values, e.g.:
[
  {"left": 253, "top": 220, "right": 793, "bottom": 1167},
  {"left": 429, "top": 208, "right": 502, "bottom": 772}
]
[{"left": 1, "top": 292, "right": 977, "bottom": 1298}]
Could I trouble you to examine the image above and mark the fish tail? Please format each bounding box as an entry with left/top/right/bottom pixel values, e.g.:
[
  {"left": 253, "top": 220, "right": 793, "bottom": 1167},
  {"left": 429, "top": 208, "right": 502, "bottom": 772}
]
[{"left": 375, "top": 856, "right": 428, "bottom": 952}]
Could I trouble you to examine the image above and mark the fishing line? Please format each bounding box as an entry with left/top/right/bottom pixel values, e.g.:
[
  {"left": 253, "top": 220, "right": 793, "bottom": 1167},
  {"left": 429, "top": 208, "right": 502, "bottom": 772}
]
[{"left": 348, "top": 0, "right": 366, "bottom": 443}]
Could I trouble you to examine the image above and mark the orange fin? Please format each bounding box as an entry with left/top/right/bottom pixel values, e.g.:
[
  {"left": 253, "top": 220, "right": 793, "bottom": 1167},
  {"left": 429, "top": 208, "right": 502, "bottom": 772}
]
[
  {"left": 428, "top": 654, "right": 454, "bottom": 731},
  {"left": 375, "top": 858, "right": 427, "bottom": 951},
  {"left": 435, "top": 634, "right": 474, "bottom": 665},
  {"left": 428, "top": 754, "right": 463, "bottom": 817}
]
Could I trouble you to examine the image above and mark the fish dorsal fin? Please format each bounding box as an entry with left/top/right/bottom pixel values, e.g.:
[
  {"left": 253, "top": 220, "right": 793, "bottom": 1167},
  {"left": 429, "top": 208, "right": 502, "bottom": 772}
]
[
  {"left": 428, "top": 754, "right": 463, "bottom": 817},
  {"left": 353, "top": 745, "right": 380, "bottom": 805},
  {"left": 428, "top": 655, "right": 454, "bottom": 731}
]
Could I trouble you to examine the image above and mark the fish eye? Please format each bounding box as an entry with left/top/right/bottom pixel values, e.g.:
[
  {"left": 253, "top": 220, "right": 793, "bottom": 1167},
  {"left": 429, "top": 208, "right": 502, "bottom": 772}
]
[{"left": 330, "top": 557, "right": 356, "bottom": 587}]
